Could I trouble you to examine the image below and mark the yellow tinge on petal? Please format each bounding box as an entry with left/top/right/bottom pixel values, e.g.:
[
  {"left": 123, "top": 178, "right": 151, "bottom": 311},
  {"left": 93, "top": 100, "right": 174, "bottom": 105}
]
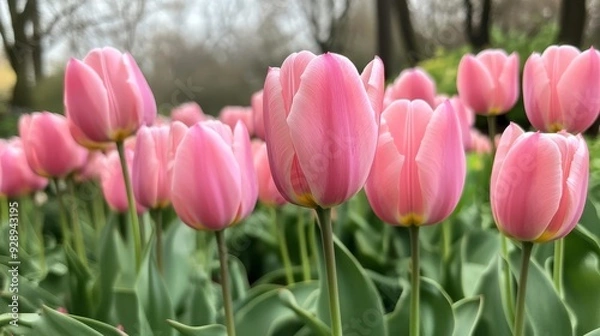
[
  {"left": 296, "top": 193, "right": 318, "bottom": 208},
  {"left": 548, "top": 122, "right": 565, "bottom": 133},
  {"left": 398, "top": 213, "right": 424, "bottom": 226}
]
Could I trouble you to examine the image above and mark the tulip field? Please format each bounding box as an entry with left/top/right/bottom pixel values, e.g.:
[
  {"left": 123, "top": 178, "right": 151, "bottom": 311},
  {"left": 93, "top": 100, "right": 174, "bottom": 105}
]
[{"left": 1, "top": 44, "right": 600, "bottom": 336}]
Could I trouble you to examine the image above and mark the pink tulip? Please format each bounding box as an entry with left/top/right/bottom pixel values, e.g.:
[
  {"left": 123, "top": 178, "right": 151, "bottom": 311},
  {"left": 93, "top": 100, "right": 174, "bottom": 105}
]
[
  {"left": 384, "top": 67, "right": 436, "bottom": 108},
  {"left": 74, "top": 151, "right": 106, "bottom": 182},
  {"left": 263, "top": 51, "right": 384, "bottom": 208},
  {"left": 252, "top": 90, "right": 266, "bottom": 140},
  {"left": 219, "top": 106, "right": 254, "bottom": 136},
  {"left": 365, "top": 99, "right": 466, "bottom": 226},
  {"left": 101, "top": 149, "right": 146, "bottom": 213},
  {"left": 491, "top": 123, "right": 589, "bottom": 242},
  {"left": 446, "top": 96, "right": 475, "bottom": 150},
  {"left": 171, "top": 102, "right": 206, "bottom": 127},
  {"left": 19, "top": 112, "right": 88, "bottom": 178},
  {"left": 171, "top": 120, "right": 257, "bottom": 230},
  {"left": 252, "top": 140, "right": 286, "bottom": 206},
  {"left": 523, "top": 45, "right": 600, "bottom": 133},
  {"left": 0, "top": 138, "right": 48, "bottom": 198},
  {"left": 64, "top": 47, "right": 156, "bottom": 146},
  {"left": 466, "top": 129, "right": 492, "bottom": 154},
  {"left": 457, "top": 49, "right": 520, "bottom": 115}
]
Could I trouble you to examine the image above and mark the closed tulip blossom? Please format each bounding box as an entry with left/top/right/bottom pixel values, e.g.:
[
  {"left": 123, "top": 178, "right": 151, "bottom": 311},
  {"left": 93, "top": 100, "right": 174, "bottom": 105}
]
[
  {"left": 75, "top": 151, "right": 106, "bottom": 182},
  {"left": 446, "top": 96, "right": 475, "bottom": 150},
  {"left": 457, "top": 49, "right": 520, "bottom": 115},
  {"left": 171, "top": 102, "right": 207, "bottom": 127},
  {"left": 64, "top": 47, "right": 156, "bottom": 147},
  {"left": 19, "top": 112, "right": 88, "bottom": 178},
  {"left": 101, "top": 149, "right": 146, "bottom": 214},
  {"left": 383, "top": 67, "right": 437, "bottom": 108},
  {"left": 252, "top": 140, "right": 286, "bottom": 206},
  {"left": 219, "top": 106, "right": 255, "bottom": 136},
  {"left": 0, "top": 138, "right": 48, "bottom": 198},
  {"left": 263, "top": 51, "right": 384, "bottom": 209},
  {"left": 523, "top": 45, "right": 600, "bottom": 133},
  {"left": 171, "top": 120, "right": 257, "bottom": 231},
  {"left": 490, "top": 123, "right": 589, "bottom": 242},
  {"left": 365, "top": 99, "right": 466, "bottom": 226},
  {"left": 252, "top": 90, "right": 266, "bottom": 140}
]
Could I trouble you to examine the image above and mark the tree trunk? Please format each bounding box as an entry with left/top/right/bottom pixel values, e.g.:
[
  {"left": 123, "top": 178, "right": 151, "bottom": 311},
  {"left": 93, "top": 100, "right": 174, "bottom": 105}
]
[
  {"left": 376, "top": 0, "right": 393, "bottom": 78},
  {"left": 32, "top": 0, "right": 43, "bottom": 81},
  {"left": 392, "top": 0, "right": 420, "bottom": 66},
  {"left": 10, "top": 62, "right": 32, "bottom": 109},
  {"left": 464, "top": 0, "right": 492, "bottom": 50},
  {"left": 557, "top": 0, "right": 587, "bottom": 47}
]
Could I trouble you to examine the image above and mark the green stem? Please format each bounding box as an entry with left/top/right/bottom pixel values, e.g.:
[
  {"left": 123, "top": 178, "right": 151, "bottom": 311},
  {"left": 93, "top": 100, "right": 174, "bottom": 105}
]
[
  {"left": 53, "top": 179, "right": 71, "bottom": 248},
  {"left": 273, "top": 207, "right": 294, "bottom": 284},
  {"left": 216, "top": 230, "right": 236, "bottom": 336},
  {"left": 315, "top": 207, "right": 342, "bottom": 336},
  {"left": 67, "top": 179, "right": 88, "bottom": 267},
  {"left": 297, "top": 210, "right": 311, "bottom": 281},
  {"left": 514, "top": 242, "right": 534, "bottom": 336},
  {"left": 487, "top": 115, "right": 497, "bottom": 155},
  {"left": 309, "top": 212, "right": 318, "bottom": 264},
  {"left": 30, "top": 195, "right": 46, "bottom": 271},
  {"left": 501, "top": 235, "right": 515, "bottom": 323},
  {"left": 116, "top": 141, "right": 142, "bottom": 270},
  {"left": 93, "top": 183, "right": 106, "bottom": 234},
  {"left": 409, "top": 225, "right": 420, "bottom": 336},
  {"left": 152, "top": 209, "right": 164, "bottom": 274},
  {"left": 553, "top": 238, "right": 564, "bottom": 297},
  {"left": 1, "top": 196, "right": 8, "bottom": 226},
  {"left": 441, "top": 220, "right": 452, "bottom": 262}
]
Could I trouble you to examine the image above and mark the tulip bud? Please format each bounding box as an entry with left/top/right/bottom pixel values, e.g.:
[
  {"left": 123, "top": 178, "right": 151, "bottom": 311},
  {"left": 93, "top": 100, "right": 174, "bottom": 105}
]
[
  {"left": 171, "top": 102, "right": 206, "bottom": 127},
  {"left": 0, "top": 138, "right": 48, "bottom": 198},
  {"left": 252, "top": 140, "right": 286, "bottom": 206},
  {"left": 384, "top": 67, "right": 437, "bottom": 108},
  {"left": 101, "top": 149, "right": 146, "bottom": 214}
]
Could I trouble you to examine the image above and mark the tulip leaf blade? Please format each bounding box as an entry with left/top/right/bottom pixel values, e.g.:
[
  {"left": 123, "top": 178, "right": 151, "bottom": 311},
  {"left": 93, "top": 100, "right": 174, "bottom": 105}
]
[
  {"left": 167, "top": 320, "right": 227, "bottom": 336},
  {"left": 452, "top": 296, "right": 483, "bottom": 336}
]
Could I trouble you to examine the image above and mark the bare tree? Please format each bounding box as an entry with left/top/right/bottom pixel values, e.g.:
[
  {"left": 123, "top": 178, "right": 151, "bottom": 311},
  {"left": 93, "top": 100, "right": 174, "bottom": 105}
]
[
  {"left": 299, "top": 0, "right": 353, "bottom": 53},
  {"left": 464, "top": 0, "right": 492, "bottom": 50},
  {"left": 557, "top": 0, "right": 587, "bottom": 47},
  {"left": 391, "top": 0, "right": 420, "bottom": 65},
  {"left": 377, "top": 0, "right": 393, "bottom": 77}
]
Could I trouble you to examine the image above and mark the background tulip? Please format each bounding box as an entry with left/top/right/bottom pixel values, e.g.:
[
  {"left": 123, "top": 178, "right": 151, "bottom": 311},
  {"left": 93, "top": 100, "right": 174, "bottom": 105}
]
[
  {"left": 490, "top": 123, "right": 588, "bottom": 242},
  {"left": 171, "top": 102, "right": 206, "bottom": 127},
  {"left": 252, "top": 90, "right": 266, "bottom": 140},
  {"left": 219, "top": 106, "right": 254, "bottom": 136},
  {"left": 171, "top": 121, "right": 257, "bottom": 231},
  {"left": 132, "top": 125, "right": 171, "bottom": 209},
  {"left": 263, "top": 51, "right": 383, "bottom": 208},
  {"left": 446, "top": 96, "right": 475, "bottom": 150},
  {"left": 74, "top": 151, "right": 106, "bottom": 182},
  {"left": 457, "top": 49, "right": 520, "bottom": 115},
  {"left": 365, "top": 99, "right": 466, "bottom": 226},
  {"left": 64, "top": 47, "right": 156, "bottom": 146},
  {"left": 383, "top": 67, "right": 437, "bottom": 108},
  {"left": 523, "top": 45, "right": 600, "bottom": 133},
  {"left": 252, "top": 140, "right": 286, "bottom": 206},
  {"left": 101, "top": 149, "right": 146, "bottom": 214},
  {"left": 0, "top": 138, "right": 49, "bottom": 198},
  {"left": 19, "top": 112, "right": 88, "bottom": 178}
]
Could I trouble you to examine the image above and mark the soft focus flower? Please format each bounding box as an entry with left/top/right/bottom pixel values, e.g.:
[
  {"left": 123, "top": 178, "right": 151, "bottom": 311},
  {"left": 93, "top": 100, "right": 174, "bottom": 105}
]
[
  {"left": 490, "top": 123, "right": 589, "bottom": 242},
  {"left": 219, "top": 106, "right": 254, "bottom": 136},
  {"left": 171, "top": 121, "right": 257, "bottom": 230},
  {"left": 384, "top": 67, "right": 436, "bottom": 108},
  {"left": 101, "top": 149, "right": 146, "bottom": 213},
  {"left": 171, "top": 102, "right": 206, "bottom": 127},
  {"left": 75, "top": 151, "right": 106, "bottom": 182},
  {"left": 365, "top": 99, "right": 466, "bottom": 226},
  {"left": 252, "top": 90, "right": 266, "bottom": 140},
  {"left": 263, "top": 51, "right": 384, "bottom": 208},
  {"left": 523, "top": 45, "right": 600, "bottom": 133},
  {"left": 457, "top": 49, "right": 520, "bottom": 115},
  {"left": 467, "top": 129, "right": 492, "bottom": 154},
  {"left": 132, "top": 122, "right": 187, "bottom": 209},
  {"left": 446, "top": 96, "right": 475, "bottom": 150},
  {"left": 252, "top": 140, "right": 286, "bottom": 206},
  {"left": 19, "top": 112, "right": 88, "bottom": 177},
  {"left": 0, "top": 138, "right": 48, "bottom": 198},
  {"left": 64, "top": 47, "right": 156, "bottom": 146}
]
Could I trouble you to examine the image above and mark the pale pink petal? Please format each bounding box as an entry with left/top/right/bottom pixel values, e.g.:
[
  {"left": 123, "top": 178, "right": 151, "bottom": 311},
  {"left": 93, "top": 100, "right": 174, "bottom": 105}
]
[
  {"left": 251, "top": 90, "right": 266, "bottom": 140},
  {"left": 232, "top": 122, "right": 258, "bottom": 222},
  {"left": 385, "top": 67, "right": 437, "bottom": 107},
  {"left": 490, "top": 123, "right": 525, "bottom": 194},
  {"left": 523, "top": 53, "right": 553, "bottom": 131},
  {"left": 416, "top": 101, "right": 466, "bottom": 224},
  {"left": 287, "top": 53, "right": 377, "bottom": 207},
  {"left": 457, "top": 55, "right": 495, "bottom": 114},
  {"left": 125, "top": 53, "right": 156, "bottom": 126},
  {"left": 280, "top": 51, "right": 317, "bottom": 114},
  {"left": 360, "top": 56, "right": 385, "bottom": 116},
  {"left": 498, "top": 53, "right": 520, "bottom": 112},
  {"left": 171, "top": 102, "right": 206, "bottom": 127}
]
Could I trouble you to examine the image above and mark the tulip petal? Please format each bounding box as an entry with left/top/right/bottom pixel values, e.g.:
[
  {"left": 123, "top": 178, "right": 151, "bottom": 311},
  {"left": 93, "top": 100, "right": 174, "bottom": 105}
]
[
  {"left": 416, "top": 101, "right": 466, "bottom": 224},
  {"left": 498, "top": 53, "right": 520, "bottom": 112},
  {"left": 523, "top": 53, "right": 553, "bottom": 130},
  {"left": 361, "top": 57, "right": 385, "bottom": 116},
  {"left": 171, "top": 124, "right": 242, "bottom": 230},
  {"left": 288, "top": 53, "right": 377, "bottom": 207},
  {"left": 64, "top": 58, "right": 111, "bottom": 142},
  {"left": 263, "top": 67, "right": 312, "bottom": 205},
  {"left": 365, "top": 132, "right": 404, "bottom": 224},
  {"left": 490, "top": 123, "right": 525, "bottom": 194},
  {"left": 457, "top": 55, "right": 495, "bottom": 113},
  {"left": 232, "top": 122, "right": 258, "bottom": 222},
  {"left": 492, "top": 134, "right": 563, "bottom": 240},
  {"left": 125, "top": 53, "right": 157, "bottom": 126},
  {"left": 280, "top": 51, "right": 317, "bottom": 114}
]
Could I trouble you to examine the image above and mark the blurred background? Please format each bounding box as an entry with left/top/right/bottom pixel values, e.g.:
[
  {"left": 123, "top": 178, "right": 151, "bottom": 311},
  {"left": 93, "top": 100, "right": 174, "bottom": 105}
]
[{"left": 0, "top": 0, "right": 598, "bottom": 136}]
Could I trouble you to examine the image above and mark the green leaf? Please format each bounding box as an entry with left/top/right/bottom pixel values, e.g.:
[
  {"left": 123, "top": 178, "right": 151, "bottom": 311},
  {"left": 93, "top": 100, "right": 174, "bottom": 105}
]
[
  {"left": 580, "top": 196, "right": 600, "bottom": 239},
  {"left": 167, "top": 320, "right": 227, "bottom": 336},
  {"left": 386, "top": 277, "right": 454, "bottom": 336},
  {"left": 185, "top": 270, "right": 218, "bottom": 326},
  {"left": 278, "top": 289, "right": 330, "bottom": 336},
  {"left": 460, "top": 230, "right": 500, "bottom": 297},
  {"left": 452, "top": 296, "right": 483, "bottom": 336},
  {"left": 563, "top": 226, "right": 600, "bottom": 335},
  {"left": 584, "top": 328, "right": 600, "bottom": 336},
  {"left": 64, "top": 245, "right": 93, "bottom": 317},
  {"left": 315, "top": 229, "right": 387, "bottom": 336},
  {"left": 472, "top": 256, "right": 512, "bottom": 336},
  {"left": 508, "top": 247, "right": 573, "bottom": 336},
  {"left": 26, "top": 306, "right": 102, "bottom": 336},
  {"left": 235, "top": 281, "right": 318, "bottom": 336},
  {"left": 163, "top": 221, "right": 197, "bottom": 308},
  {"left": 71, "top": 315, "right": 127, "bottom": 336},
  {"left": 92, "top": 218, "right": 120, "bottom": 322},
  {"left": 113, "top": 288, "right": 153, "bottom": 336},
  {"left": 229, "top": 256, "right": 249, "bottom": 302}
]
